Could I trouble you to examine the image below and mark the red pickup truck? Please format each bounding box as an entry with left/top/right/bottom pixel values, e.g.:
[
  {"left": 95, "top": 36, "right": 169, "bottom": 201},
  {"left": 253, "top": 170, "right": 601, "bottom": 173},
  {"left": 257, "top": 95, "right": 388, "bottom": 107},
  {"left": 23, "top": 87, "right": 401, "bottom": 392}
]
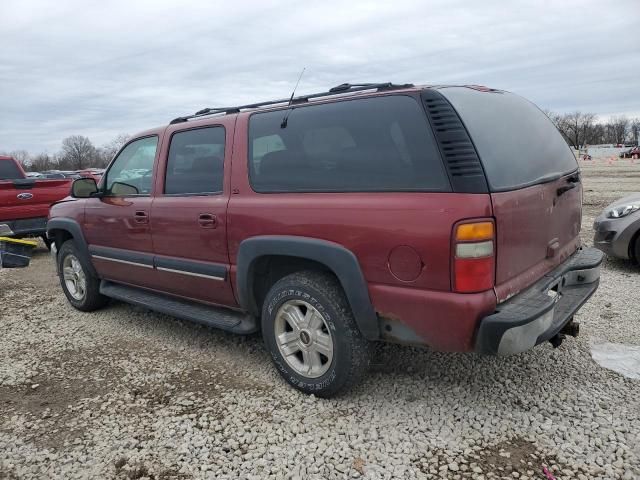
[{"left": 0, "top": 155, "right": 72, "bottom": 245}]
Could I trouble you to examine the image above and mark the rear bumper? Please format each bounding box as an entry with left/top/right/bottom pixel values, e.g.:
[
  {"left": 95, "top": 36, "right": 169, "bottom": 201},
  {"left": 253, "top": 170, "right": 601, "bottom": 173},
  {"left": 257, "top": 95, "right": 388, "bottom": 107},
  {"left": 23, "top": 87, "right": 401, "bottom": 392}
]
[
  {"left": 475, "top": 247, "right": 603, "bottom": 355},
  {"left": 0, "top": 217, "right": 47, "bottom": 237}
]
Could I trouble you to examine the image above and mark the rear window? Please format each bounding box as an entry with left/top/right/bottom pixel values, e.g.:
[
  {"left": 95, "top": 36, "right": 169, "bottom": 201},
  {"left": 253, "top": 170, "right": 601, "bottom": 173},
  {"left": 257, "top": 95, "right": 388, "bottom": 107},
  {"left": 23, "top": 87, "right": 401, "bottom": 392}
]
[
  {"left": 439, "top": 87, "right": 578, "bottom": 191},
  {"left": 0, "top": 160, "right": 23, "bottom": 180},
  {"left": 248, "top": 95, "right": 450, "bottom": 193}
]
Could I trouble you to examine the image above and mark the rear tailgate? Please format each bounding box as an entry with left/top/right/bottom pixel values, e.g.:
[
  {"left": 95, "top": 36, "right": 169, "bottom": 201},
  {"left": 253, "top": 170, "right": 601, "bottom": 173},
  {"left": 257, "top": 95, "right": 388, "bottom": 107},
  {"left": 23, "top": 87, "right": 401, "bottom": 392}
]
[
  {"left": 439, "top": 87, "right": 581, "bottom": 302},
  {"left": 490, "top": 174, "right": 582, "bottom": 301},
  {"left": 0, "top": 179, "right": 73, "bottom": 222}
]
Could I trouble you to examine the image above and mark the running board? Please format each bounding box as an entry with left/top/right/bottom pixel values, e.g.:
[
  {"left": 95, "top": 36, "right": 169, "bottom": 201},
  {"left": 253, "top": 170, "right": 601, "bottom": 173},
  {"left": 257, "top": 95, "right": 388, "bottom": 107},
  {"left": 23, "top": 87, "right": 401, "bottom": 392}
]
[{"left": 100, "top": 281, "right": 258, "bottom": 334}]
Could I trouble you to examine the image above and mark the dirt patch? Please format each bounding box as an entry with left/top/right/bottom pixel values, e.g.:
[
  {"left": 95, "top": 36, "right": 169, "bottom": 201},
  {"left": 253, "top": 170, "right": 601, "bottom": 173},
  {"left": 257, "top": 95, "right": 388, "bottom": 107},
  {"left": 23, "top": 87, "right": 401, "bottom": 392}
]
[
  {"left": 477, "top": 438, "right": 556, "bottom": 476},
  {"left": 0, "top": 333, "right": 272, "bottom": 451},
  {"left": 0, "top": 344, "right": 125, "bottom": 449},
  {"left": 412, "top": 438, "right": 588, "bottom": 478},
  {"left": 473, "top": 438, "right": 599, "bottom": 479},
  {"left": 0, "top": 347, "right": 119, "bottom": 416},
  {"left": 113, "top": 457, "right": 189, "bottom": 480}
]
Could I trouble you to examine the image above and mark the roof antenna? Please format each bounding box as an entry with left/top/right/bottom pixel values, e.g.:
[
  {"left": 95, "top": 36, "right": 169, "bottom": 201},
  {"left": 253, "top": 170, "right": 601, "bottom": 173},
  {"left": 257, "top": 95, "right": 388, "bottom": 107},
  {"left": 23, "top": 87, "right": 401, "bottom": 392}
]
[{"left": 281, "top": 67, "right": 305, "bottom": 129}]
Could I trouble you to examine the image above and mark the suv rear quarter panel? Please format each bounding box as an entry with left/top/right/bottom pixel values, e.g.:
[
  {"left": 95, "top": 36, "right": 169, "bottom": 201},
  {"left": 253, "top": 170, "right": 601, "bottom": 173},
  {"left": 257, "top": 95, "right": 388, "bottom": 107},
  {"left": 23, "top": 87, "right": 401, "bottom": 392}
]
[{"left": 228, "top": 111, "right": 496, "bottom": 350}]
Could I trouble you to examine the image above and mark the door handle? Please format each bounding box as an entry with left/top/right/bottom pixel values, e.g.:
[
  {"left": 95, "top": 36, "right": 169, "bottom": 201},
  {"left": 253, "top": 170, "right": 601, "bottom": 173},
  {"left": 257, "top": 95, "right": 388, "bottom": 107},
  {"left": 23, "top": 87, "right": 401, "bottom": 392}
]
[
  {"left": 134, "top": 210, "right": 149, "bottom": 224},
  {"left": 198, "top": 213, "right": 217, "bottom": 228}
]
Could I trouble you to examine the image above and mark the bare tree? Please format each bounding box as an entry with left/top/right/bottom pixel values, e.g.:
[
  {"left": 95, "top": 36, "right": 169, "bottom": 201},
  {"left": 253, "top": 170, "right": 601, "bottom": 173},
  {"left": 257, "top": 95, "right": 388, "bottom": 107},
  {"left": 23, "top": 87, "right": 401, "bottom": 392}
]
[
  {"left": 9, "top": 150, "right": 31, "bottom": 169},
  {"left": 98, "top": 134, "right": 130, "bottom": 167},
  {"left": 30, "top": 153, "right": 55, "bottom": 172},
  {"left": 543, "top": 110, "right": 573, "bottom": 145},
  {"left": 631, "top": 118, "right": 640, "bottom": 146},
  {"left": 608, "top": 116, "right": 629, "bottom": 145},
  {"left": 588, "top": 123, "right": 606, "bottom": 145},
  {"left": 60, "top": 135, "right": 97, "bottom": 170},
  {"left": 554, "top": 112, "right": 596, "bottom": 150}
]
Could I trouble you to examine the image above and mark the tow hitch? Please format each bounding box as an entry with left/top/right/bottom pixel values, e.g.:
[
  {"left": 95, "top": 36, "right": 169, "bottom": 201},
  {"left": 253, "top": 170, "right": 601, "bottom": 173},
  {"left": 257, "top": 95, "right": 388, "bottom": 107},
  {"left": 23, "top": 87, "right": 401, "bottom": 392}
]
[{"left": 549, "top": 320, "right": 580, "bottom": 348}]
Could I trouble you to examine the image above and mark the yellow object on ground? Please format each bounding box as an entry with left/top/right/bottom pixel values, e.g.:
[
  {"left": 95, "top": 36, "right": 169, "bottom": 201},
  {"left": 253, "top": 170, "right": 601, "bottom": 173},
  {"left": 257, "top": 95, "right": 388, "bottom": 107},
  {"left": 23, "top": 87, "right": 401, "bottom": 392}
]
[{"left": 0, "top": 237, "right": 38, "bottom": 246}]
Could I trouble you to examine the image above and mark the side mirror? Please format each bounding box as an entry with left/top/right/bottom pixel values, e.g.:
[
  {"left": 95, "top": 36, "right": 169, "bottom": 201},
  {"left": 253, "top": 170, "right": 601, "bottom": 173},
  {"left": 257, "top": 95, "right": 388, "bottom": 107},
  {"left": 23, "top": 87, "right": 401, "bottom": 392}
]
[{"left": 71, "top": 178, "right": 98, "bottom": 198}]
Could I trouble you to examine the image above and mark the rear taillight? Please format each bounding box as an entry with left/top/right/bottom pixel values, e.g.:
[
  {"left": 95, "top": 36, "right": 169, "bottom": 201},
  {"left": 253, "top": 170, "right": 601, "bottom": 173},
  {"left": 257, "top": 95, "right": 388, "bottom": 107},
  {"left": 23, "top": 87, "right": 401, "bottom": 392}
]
[{"left": 453, "top": 220, "right": 495, "bottom": 293}]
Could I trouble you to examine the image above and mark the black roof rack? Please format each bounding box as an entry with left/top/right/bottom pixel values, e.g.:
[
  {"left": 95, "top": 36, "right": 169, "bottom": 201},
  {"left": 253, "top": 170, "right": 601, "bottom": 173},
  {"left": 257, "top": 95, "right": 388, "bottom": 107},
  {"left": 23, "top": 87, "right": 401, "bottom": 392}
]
[{"left": 169, "top": 82, "right": 414, "bottom": 124}]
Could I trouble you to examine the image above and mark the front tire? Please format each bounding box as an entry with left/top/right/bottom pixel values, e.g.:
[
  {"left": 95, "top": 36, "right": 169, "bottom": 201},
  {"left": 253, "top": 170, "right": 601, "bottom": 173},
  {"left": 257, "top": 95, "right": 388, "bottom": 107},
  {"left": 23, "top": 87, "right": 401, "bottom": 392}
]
[
  {"left": 57, "top": 240, "right": 108, "bottom": 311},
  {"left": 261, "top": 271, "right": 372, "bottom": 397}
]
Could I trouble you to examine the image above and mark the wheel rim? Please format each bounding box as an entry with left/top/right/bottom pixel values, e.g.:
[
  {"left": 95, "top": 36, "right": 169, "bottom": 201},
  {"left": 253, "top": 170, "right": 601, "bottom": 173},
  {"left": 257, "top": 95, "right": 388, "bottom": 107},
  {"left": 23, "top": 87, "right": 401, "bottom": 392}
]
[
  {"left": 274, "top": 300, "right": 334, "bottom": 378},
  {"left": 62, "top": 254, "right": 87, "bottom": 301}
]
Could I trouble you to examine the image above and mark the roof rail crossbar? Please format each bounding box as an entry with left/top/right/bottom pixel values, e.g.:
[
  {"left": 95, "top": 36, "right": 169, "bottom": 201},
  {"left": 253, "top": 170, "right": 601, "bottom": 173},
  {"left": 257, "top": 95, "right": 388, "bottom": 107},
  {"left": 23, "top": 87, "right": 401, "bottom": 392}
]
[{"left": 169, "top": 82, "right": 414, "bottom": 124}]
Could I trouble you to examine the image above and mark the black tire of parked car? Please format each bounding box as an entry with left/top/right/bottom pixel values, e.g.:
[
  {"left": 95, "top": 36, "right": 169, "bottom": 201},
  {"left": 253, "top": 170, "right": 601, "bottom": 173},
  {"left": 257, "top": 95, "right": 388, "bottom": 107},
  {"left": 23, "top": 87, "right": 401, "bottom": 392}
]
[
  {"left": 57, "top": 240, "right": 109, "bottom": 311},
  {"left": 261, "top": 270, "right": 372, "bottom": 397},
  {"left": 633, "top": 234, "right": 640, "bottom": 266},
  {"left": 41, "top": 235, "right": 52, "bottom": 251}
]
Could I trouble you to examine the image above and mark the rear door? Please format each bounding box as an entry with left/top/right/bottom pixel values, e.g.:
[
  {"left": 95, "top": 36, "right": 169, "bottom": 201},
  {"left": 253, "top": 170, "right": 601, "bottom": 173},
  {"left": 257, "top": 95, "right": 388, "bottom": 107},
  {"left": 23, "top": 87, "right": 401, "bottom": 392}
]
[
  {"left": 149, "top": 118, "right": 237, "bottom": 307},
  {"left": 440, "top": 87, "right": 581, "bottom": 301}
]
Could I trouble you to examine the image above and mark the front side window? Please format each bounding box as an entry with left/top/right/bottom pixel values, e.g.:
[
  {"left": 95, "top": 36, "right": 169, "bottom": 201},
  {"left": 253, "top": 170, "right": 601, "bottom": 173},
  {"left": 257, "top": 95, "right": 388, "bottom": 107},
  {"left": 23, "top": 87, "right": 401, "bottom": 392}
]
[
  {"left": 248, "top": 95, "right": 451, "bottom": 193},
  {"left": 105, "top": 136, "right": 158, "bottom": 196},
  {"left": 165, "top": 127, "right": 225, "bottom": 195}
]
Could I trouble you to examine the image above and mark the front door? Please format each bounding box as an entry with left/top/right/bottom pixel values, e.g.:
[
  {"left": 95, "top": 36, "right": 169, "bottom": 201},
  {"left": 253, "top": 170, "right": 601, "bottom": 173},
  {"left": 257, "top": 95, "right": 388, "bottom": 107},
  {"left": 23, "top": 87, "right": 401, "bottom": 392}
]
[
  {"left": 150, "top": 120, "right": 237, "bottom": 307},
  {"left": 83, "top": 135, "right": 159, "bottom": 288}
]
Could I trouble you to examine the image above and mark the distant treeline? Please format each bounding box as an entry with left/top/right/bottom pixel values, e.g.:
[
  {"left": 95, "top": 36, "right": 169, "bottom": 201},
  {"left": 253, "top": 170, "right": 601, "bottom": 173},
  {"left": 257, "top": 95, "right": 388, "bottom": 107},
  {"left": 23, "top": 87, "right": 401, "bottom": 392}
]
[
  {"left": 544, "top": 111, "right": 640, "bottom": 150},
  {"left": 1, "top": 134, "right": 130, "bottom": 172}
]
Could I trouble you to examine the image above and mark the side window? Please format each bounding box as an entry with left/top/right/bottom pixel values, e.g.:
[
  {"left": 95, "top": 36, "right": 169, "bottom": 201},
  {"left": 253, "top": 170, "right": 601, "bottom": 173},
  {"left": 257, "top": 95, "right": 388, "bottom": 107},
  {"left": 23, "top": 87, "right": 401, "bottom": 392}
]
[
  {"left": 252, "top": 134, "right": 285, "bottom": 174},
  {"left": 165, "top": 127, "right": 225, "bottom": 195},
  {"left": 248, "top": 96, "right": 451, "bottom": 193},
  {"left": 302, "top": 127, "right": 355, "bottom": 156},
  {"left": 105, "top": 136, "right": 158, "bottom": 196}
]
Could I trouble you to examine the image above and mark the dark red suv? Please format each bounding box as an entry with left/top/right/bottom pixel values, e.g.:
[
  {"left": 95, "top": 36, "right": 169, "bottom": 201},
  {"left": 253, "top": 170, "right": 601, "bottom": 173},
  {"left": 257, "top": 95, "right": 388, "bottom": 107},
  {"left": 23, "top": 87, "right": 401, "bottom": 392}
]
[{"left": 48, "top": 83, "right": 602, "bottom": 396}]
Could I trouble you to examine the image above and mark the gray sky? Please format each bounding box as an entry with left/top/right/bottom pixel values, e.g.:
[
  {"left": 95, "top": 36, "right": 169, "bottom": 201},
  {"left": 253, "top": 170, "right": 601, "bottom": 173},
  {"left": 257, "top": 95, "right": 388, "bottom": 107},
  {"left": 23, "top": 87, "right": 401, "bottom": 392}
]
[{"left": 1, "top": 0, "right": 639, "bottom": 153}]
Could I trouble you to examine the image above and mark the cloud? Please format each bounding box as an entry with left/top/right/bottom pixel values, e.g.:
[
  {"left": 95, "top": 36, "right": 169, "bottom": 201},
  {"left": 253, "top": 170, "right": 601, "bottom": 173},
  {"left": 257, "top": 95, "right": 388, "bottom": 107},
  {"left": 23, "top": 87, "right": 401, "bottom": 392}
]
[{"left": 1, "top": 0, "right": 639, "bottom": 152}]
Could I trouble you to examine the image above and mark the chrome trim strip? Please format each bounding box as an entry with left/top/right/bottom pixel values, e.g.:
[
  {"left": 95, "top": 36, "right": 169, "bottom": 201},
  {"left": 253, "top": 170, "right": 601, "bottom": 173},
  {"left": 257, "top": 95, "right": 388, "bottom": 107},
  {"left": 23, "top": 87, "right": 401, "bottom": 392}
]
[
  {"left": 156, "top": 266, "right": 225, "bottom": 280},
  {"left": 91, "top": 255, "right": 154, "bottom": 269}
]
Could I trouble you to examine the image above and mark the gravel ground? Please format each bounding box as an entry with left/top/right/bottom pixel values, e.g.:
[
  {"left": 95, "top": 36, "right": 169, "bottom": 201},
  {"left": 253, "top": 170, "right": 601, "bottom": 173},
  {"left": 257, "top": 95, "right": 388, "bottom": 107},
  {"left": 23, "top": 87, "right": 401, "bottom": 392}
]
[{"left": 1, "top": 160, "right": 639, "bottom": 480}]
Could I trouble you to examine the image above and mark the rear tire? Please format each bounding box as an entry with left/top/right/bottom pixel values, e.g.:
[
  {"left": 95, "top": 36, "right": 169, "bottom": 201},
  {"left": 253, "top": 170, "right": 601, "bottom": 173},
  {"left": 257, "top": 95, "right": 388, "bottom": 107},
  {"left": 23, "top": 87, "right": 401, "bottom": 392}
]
[
  {"left": 57, "top": 240, "right": 108, "bottom": 311},
  {"left": 261, "top": 271, "right": 372, "bottom": 397}
]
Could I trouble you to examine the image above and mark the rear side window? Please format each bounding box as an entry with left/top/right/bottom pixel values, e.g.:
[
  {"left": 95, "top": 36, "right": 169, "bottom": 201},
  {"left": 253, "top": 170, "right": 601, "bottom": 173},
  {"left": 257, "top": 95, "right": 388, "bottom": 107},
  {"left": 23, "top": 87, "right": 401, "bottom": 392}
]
[
  {"left": 249, "top": 96, "right": 450, "bottom": 193},
  {"left": 439, "top": 87, "right": 578, "bottom": 191},
  {"left": 0, "top": 160, "right": 23, "bottom": 180},
  {"left": 165, "top": 127, "right": 225, "bottom": 195}
]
